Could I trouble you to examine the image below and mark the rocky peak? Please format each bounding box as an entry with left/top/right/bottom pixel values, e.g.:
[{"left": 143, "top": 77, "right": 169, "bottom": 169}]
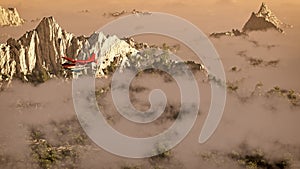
[
  {"left": 0, "top": 16, "right": 84, "bottom": 83},
  {"left": 0, "top": 16, "right": 202, "bottom": 84},
  {"left": 0, "top": 6, "right": 24, "bottom": 26},
  {"left": 0, "top": 16, "right": 139, "bottom": 83},
  {"left": 210, "top": 2, "right": 291, "bottom": 38},
  {"left": 242, "top": 2, "right": 285, "bottom": 33},
  {"left": 35, "top": 17, "right": 62, "bottom": 39},
  {"left": 257, "top": 2, "right": 270, "bottom": 16},
  {"left": 76, "top": 32, "right": 138, "bottom": 77}
]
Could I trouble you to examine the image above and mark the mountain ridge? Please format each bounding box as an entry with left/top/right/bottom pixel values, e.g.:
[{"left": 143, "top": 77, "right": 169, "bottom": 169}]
[
  {"left": 0, "top": 16, "right": 204, "bottom": 86},
  {"left": 0, "top": 16, "right": 140, "bottom": 84},
  {"left": 1, "top": 16, "right": 85, "bottom": 83}
]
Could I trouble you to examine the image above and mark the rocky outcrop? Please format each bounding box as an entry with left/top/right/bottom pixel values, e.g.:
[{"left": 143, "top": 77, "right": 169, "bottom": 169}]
[
  {"left": 0, "top": 16, "right": 204, "bottom": 84},
  {"left": 210, "top": 2, "right": 290, "bottom": 38},
  {"left": 0, "top": 16, "right": 139, "bottom": 83},
  {"left": 0, "top": 17, "right": 85, "bottom": 83},
  {"left": 210, "top": 29, "right": 247, "bottom": 38},
  {"left": 242, "top": 2, "right": 287, "bottom": 33},
  {"left": 0, "top": 6, "right": 24, "bottom": 26},
  {"left": 79, "top": 32, "right": 138, "bottom": 77}
]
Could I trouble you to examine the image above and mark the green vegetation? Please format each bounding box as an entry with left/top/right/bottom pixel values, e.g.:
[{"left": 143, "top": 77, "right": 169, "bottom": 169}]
[
  {"left": 129, "top": 85, "right": 147, "bottom": 93},
  {"left": 161, "top": 43, "right": 180, "bottom": 53},
  {"left": 247, "top": 57, "right": 280, "bottom": 67},
  {"left": 95, "top": 87, "right": 110, "bottom": 99},
  {"left": 103, "top": 56, "right": 122, "bottom": 75},
  {"left": 266, "top": 86, "right": 300, "bottom": 106},
  {"left": 229, "top": 149, "right": 291, "bottom": 169},
  {"left": 237, "top": 50, "right": 280, "bottom": 67},
  {"left": 226, "top": 78, "right": 243, "bottom": 92},
  {"left": 26, "top": 67, "right": 50, "bottom": 84},
  {"left": 29, "top": 128, "right": 78, "bottom": 169},
  {"left": 230, "top": 66, "right": 241, "bottom": 72},
  {"left": 150, "top": 143, "right": 172, "bottom": 162},
  {"left": 265, "top": 60, "right": 280, "bottom": 67},
  {"left": 248, "top": 57, "right": 263, "bottom": 66},
  {"left": 28, "top": 117, "right": 89, "bottom": 169},
  {"left": 49, "top": 118, "right": 89, "bottom": 145},
  {"left": 201, "top": 151, "right": 226, "bottom": 166},
  {"left": 164, "top": 105, "right": 180, "bottom": 121},
  {"left": 227, "top": 81, "right": 239, "bottom": 92}
]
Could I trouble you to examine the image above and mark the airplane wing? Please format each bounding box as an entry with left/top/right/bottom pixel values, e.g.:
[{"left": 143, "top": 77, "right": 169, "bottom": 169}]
[
  {"left": 76, "top": 53, "right": 96, "bottom": 64},
  {"left": 62, "top": 53, "right": 96, "bottom": 65},
  {"left": 62, "top": 56, "right": 76, "bottom": 63},
  {"left": 62, "top": 62, "right": 76, "bottom": 68}
]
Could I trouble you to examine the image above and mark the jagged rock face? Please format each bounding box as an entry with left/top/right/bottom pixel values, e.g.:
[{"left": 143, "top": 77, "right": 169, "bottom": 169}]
[
  {"left": 242, "top": 3, "right": 285, "bottom": 33},
  {"left": 0, "top": 17, "right": 85, "bottom": 82},
  {"left": 209, "top": 3, "right": 291, "bottom": 38},
  {"left": 0, "top": 6, "right": 24, "bottom": 26},
  {"left": 0, "top": 16, "right": 139, "bottom": 83},
  {"left": 79, "top": 32, "right": 138, "bottom": 77},
  {"left": 0, "top": 16, "right": 204, "bottom": 83}
]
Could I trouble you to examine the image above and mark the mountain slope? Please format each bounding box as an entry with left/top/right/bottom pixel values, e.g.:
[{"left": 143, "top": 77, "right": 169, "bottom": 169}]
[
  {"left": 79, "top": 32, "right": 138, "bottom": 77},
  {"left": 0, "top": 17, "right": 85, "bottom": 83},
  {"left": 242, "top": 2, "right": 286, "bottom": 33},
  {"left": 0, "top": 16, "right": 203, "bottom": 84},
  {"left": 0, "top": 16, "right": 139, "bottom": 83},
  {"left": 210, "top": 2, "right": 290, "bottom": 38}
]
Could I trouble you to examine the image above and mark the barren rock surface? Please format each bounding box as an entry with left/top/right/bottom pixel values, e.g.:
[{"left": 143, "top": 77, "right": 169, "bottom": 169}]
[
  {"left": 242, "top": 3, "right": 287, "bottom": 33},
  {"left": 0, "top": 6, "right": 24, "bottom": 26},
  {"left": 210, "top": 3, "right": 291, "bottom": 38}
]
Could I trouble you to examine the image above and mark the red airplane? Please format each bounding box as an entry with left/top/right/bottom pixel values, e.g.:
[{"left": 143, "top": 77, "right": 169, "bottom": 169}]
[
  {"left": 62, "top": 53, "right": 97, "bottom": 69},
  {"left": 62, "top": 53, "right": 97, "bottom": 64}
]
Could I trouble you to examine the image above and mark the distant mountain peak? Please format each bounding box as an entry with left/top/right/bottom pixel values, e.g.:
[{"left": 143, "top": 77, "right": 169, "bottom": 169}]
[
  {"left": 38, "top": 16, "right": 56, "bottom": 25},
  {"left": 210, "top": 2, "right": 291, "bottom": 38},
  {"left": 242, "top": 2, "right": 286, "bottom": 33},
  {"left": 0, "top": 6, "right": 24, "bottom": 26},
  {"left": 0, "top": 16, "right": 82, "bottom": 83},
  {"left": 36, "top": 16, "right": 61, "bottom": 32},
  {"left": 258, "top": 2, "right": 269, "bottom": 14}
]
